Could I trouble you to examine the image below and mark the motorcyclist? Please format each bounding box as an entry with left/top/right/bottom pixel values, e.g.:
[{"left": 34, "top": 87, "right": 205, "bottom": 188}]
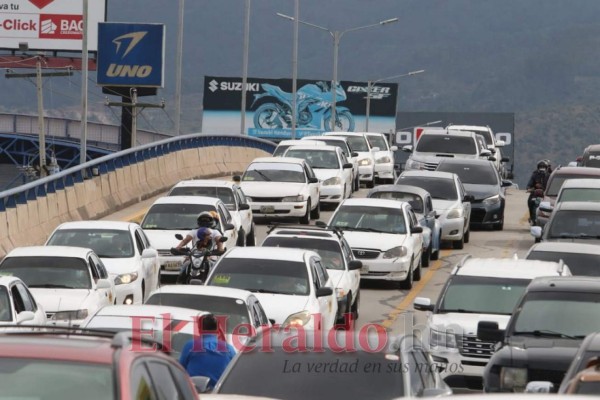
[
  {"left": 526, "top": 160, "right": 551, "bottom": 224},
  {"left": 176, "top": 227, "right": 214, "bottom": 284}
]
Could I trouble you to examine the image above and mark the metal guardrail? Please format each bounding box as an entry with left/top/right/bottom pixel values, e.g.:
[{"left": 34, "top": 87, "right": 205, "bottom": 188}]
[{"left": 0, "top": 133, "right": 276, "bottom": 211}]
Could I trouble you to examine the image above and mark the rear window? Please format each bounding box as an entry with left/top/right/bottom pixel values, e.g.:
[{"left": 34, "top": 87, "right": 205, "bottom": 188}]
[
  {"left": 547, "top": 174, "right": 600, "bottom": 196},
  {"left": 582, "top": 152, "right": 600, "bottom": 168},
  {"left": 436, "top": 162, "right": 498, "bottom": 185},
  {"left": 557, "top": 188, "right": 600, "bottom": 203},
  {"left": 396, "top": 176, "right": 458, "bottom": 200},
  {"left": 169, "top": 186, "right": 235, "bottom": 206},
  {"left": 416, "top": 135, "right": 476, "bottom": 155}
]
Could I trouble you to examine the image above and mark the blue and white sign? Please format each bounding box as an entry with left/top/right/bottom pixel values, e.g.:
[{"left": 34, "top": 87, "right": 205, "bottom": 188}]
[{"left": 97, "top": 22, "right": 165, "bottom": 87}]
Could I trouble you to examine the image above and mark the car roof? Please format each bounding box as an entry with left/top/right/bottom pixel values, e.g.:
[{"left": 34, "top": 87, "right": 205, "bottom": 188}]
[
  {"left": 527, "top": 276, "right": 600, "bottom": 293},
  {"left": 151, "top": 195, "right": 222, "bottom": 206},
  {"left": 529, "top": 242, "right": 600, "bottom": 256},
  {"left": 554, "top": 201, "right": 600, "bottom": 211},
  {"left": 5, "top": 246, "right": 92, "bottom": 258},
  {"left": 560, "top": 178, "right": 600, "bottom": 189},
  {"left": 457, "top": 258, "right": 568, "bottom": 279},
  {"left": 150, "top": 284, "right": 255, "bottom": 300},
  {"left": 552, "top": 166, "right": 600, "bottom": 176},
  {"left": 437, "top": 158, "right": 495, "bottom": 167},
  {"left": 223, "top": 246, "right": 315, "bottom": 262},
  {"left": 323, "top": 132, "right": 366, "bottom": 137},
  {"left": 92, "top": 305, "right": 209, "bottom": 320},
  {"left": 265, "top": 226, "right": 340, "bottom": 241},
  {"left": 250, "top": 157, "right": 306, "bottom": 165},
  {"left": 339, "top": 197, "right": 408, "bottom": 209},
  {"left": 286, "top": 145, "right": 339, "bottom": 152},
  {"left": 367, "top": 184, "right": 430, "bottom": 199},
  {"left": 303, "top": 135, "right": 348, "bottom": 143},
  {"left": 399, "top": 170, "right": 456, "bottom": 180},
  {"left": 54, "top": 220, "right": 136, "bottom": 231},
  {"left": 171, "top": 180, "right": 236, "bottom": 189},
  {"left": 584, "top": 143, "right": 600, "bottom": 151},
  {"left": 277, "top": 140, "right": 325, "bottom": 146},
  {"left": 447, "top": 124, "right": 491, "bottom": 133},
  {"left": 421, "top": 129, "right": 474, "bottom": 138}
]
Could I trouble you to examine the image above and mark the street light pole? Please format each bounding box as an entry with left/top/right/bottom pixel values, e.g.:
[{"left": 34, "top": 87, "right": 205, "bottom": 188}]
[
  {"left": 240, "top": 0, "right": 251, "bottom": 135},
  {"left": 365, "top": 69, "right": 425, "bottom": 131},
  {"left": 291, "top": 0, "right": 299, "bottom": 139}
]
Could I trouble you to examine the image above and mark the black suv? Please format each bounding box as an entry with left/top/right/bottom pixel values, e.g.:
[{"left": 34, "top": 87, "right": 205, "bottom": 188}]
[{"left": 479, "top": 276, "right": 600, "bottom": 392}]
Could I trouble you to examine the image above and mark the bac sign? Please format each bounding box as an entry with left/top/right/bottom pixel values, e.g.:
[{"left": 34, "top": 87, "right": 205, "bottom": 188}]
[{"left": 97, "top": 22, "right": 164, "bottom": 87}]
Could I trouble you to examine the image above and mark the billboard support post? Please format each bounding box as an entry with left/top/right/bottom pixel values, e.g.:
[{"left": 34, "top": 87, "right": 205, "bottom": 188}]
[
  {"left": 240, "top": 0, "right": 251, "bottom": 136},
  {"left": 291, "top": 0, "right": 299, "bottom": 140},
  {"left": 36, "top": 58, "right": 46, "bottom": 177},
  {"left": 79, "top": 0, "right": 89, "bottom": 166},
  {"left": 175, "top": 0, "right": 185, "bottom": 136},
  {"left": 131, "top": 88, "right": 138, "bottom": 148}
]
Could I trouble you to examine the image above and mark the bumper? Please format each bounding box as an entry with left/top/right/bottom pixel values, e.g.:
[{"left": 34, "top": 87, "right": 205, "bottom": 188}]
[
  {"left": 114, "top": 282, "right": 142, "bottom": 305},
  {"left": 431, "top": 349, "right": 487, "bottom": 388},
  {"left": 439, "top": 218, "right": 465, "bottom": 240},
  {"left": 358, "top": 165, "right": 375, "bottom": 182},
  {"left": 250, "top": 201, "right": 307, "bottom": 218},
  {"left": 358, "top": 258, "right": 411, "bottom": 281},
  {"left": 470, "top": 202, "right": 504, "bottom": 227},
  {"left": 47, "top": 318, "right": 86, "bottom": 328},
  {"left": 374, "top": 163, "right": 395, "bottom": 179},
  {"left": 320, "top": 185, "right": 344, "bottom": 203},
  {"left": 159, "top": 255, "right": 185, "bottom": 276}
]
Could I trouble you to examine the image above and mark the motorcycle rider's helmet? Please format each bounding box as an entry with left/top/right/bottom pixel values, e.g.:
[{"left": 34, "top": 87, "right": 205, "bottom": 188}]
[
  {"left": 537, "top": 160, "right": 549, "bottom": 171},
  {"left": 196, "top": 227, "right": 212, "bottom": 242},
  {"left": 197, "top": 212, "right": 214, "bottom": 228}
]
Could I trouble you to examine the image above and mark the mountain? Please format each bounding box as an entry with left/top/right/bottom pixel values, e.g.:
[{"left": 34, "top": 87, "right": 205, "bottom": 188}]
[{"left": 2, "top": 0, "right": 600, "bottom": 185}]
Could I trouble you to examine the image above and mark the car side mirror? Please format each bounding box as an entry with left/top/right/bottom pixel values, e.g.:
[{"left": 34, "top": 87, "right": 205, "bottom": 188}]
[
  {"left": 239, "top": 203, "right": 250, "bottom": 210},
  {"left": 538, "top": 201, "right": 553, "bottom": 213},
  {"left": 175, "top": 233, "right": 184, "bottom": 240},
  {"left": 525, "top": 381, "right": 554, "bottom": 393},
  {"left": 464, "top": 194, "right": 475, "bottom": 202},
  {"left": 480, "top": 149, "right": 492, "bottom": 157},
  {"left": 411, "top": 226, "right": 423, "bottom": 234},
  {"left": 224, "top": 223, "right": 235, "bottom": 231},
  {"left": 495, "top": 140, "right": 506, "bottom": 147},
  {"left": 390, "top": 145, "right": 398, "bottom": 151},
  {"left": 402, "top": 145, "right": 413, "bottom": 153},
  {"left": 315, "top": 220, "right": 327, "bottom": 228},
  {"left": 16, "top": 311, "right": 35, "bottom": 324},
  {"left": 371, "top": 147, "right": 381, "bottom": 153},
  {"left": 96, "top": 279, "right": 112, "bottom": 290},
  {"left": 477, "top": 320, "right": 504, "bottom": 342},
  {"left": 343, "top": 163, "right": 353, "bottom": 169},
  {"left": 308, "top": 177, "right": 319, "bottom": 184},
  {"left": 191, "top": 376, "right": 212, "bottom": 393},
  {"left": 501, "top": 180, "right": 513, "bottom": 188},
  {"left": 501, "top": 157, "right": 510, "bottom": 163},
  {"left": 413, "top": 297, "right": 434, "bottom": 312},
  {"left": 232, "top": 175, "right": 242, "bottom": 182},
  {"left": 530, "top": 226, "right": 542, "bottom": 239},
  {"left": 348, "top": 260, "right": 362, "bottom": 271},
  {"left": 316, "top": 287, "right": 333, "bottom": 297},
  {"left": 488, "top": 156, "right": 497, "bottom": 162},
  {"left": 141, "top": 249, "right": 158, "bottom": 259}
]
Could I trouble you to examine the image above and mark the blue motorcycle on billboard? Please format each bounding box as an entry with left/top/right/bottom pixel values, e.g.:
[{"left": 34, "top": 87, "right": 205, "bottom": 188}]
[{"left": 251, "top": 81, "right": 355, "bottom": 132}]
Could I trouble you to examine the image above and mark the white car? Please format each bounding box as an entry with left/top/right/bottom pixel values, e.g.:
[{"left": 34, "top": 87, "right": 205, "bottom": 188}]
[
  {"left": 284, "top": 145, "right": 353, "bottom": 205},
  {"left": 45, "top": 221, "right": 161, "bottom": 305},
  {"left": 272, "top": 139, "right": 326, "bottom": 157},
  {"left": 0, "top": 246, "right": 116, "bottom": 327},
  {"left": 0, "top": 276, "right": 47, "bottom": 326},
  {"left": 140, "top": 196, "right": 238, "bottom": 277},
  {"left": 145, "top": 285, "right": 271, "bottom": 339},
  {"left": 397, "top": 170, "right": 472, "bottom": 249},
  {"left": 261, "top": 225, "right": 362, "bottom": 322},
  {"left": 328, "top": 198, "right": 424, "bottom": 289},
  {"left": 365, "top": 132, "right": 398, "bottom": 184},
  {"left": 324, "top": 132, "right": 377, "bottom": 188},
  {"left": 205, "top": 247, "right": 338, "bottom": 331},
  {"left": 447, "top": 124, "right": 506, "bottom": 173},
  {"left": 301, "top": 135, "right": 360, "bottom": 191},
  {"left": 237, "top": 157, "right": 321, "bottom": 224},
  {"left": 168, "top": 179, "right": 256, "bottom": 246}
]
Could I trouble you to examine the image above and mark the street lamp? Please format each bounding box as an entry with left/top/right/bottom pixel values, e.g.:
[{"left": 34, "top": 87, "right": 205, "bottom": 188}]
[
  {"left": 365, "top": 69, "right": 425, "bottom": 132},
  {"left": 277, "top": 13, "right": 398, "bottom": 131}
]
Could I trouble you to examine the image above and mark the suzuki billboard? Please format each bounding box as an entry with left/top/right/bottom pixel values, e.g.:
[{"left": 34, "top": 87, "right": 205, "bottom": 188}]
[
  {"left": 202, "top": 76, "right": 398, "bottom": 139},
  {"left": 0, "top": 0, "right": 107, "bottom": 52}
]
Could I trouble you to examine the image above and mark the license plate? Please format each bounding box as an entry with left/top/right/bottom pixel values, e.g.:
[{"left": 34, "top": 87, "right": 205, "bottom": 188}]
[
  {"left": 260, "top": 205, "right": 275, "bottom": 214},
  {"left": 361, "top": 265, "right": 370, "bottom": 274},
  {"left": 164, "top": 261, "right": 180, "bottom": 271}
]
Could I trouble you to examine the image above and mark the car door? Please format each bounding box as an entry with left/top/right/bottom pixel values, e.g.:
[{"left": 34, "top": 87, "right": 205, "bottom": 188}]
[
  {"left": 340, "top": 238, "right": 360, "bottom": 298},
  {"left": 407, "top": 208, "right": 423, "bottom": 262},
  {"left": 14, "top": 282, "right": 45, "bottom": 324},
  {"left": 423, "top": 194, "right": 436, "bottom": 232},
  {"left": 457, "top": 179, "right": 472, "bottom": 228},
  {"left": 88, "top": 254, "right": 113, "bottom": 306},
  {"left": 311, "top": 258, "right": 335, "bottom": 329},
  {"left": 134, "top": 228, "right": 156, "bottom": 294},
  {"left": 218, "top": 202, "right": 238, "bottom": 245},
  {"left": 338, "top": 150, "right": 352, "bottom": 196},
  {"left": 234, "top": 187, "right": 253, "bottom": 233},
  {"left": 303, "top": 162, "right": 319, "bottom": 207}
]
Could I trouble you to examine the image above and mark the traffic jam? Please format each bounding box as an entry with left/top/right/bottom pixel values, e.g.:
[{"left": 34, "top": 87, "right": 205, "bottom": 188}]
[{"left": 3, "top": 125, "right": 600, "bottom": 399}]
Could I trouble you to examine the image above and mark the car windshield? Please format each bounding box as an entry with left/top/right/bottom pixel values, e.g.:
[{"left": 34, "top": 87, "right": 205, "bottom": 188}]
[
  {"left": 145, "top": 293, "right": 251, "bottom": 332},
  {"left": 217, "top": 349, "right": 405, "bottom": 400},
  {"left": 0, "top": 256, "right": 91, "bottom": 289},
  {"left": 558, "top": 188, "right": 600, "bottom": 203},
  {"left": 369, "top": 192, "right": 423, "bottom": 213},
  {"left": 169, "top": 186, "right": 235, "bottom": 208},
  {"left": 526, "top": 250, "right": 600, "bottom": 277},
  {"left": 439, "top": 275, "right": 530, "bottom": 315},
  {"left": 0, "top": 286, "right": 12, "bottom": 322},
  {"left": 273, "top": 145, "right": 291, "bottom": 157},
  {"left": 546, "top": 174, "right": 595, "bottom": 196},
  {"left": 450, "top": 128, "right": 493, "bottom": 146},
  {"left": 285, "top": 149, "right": 339, "bottom": 169},
  {"left": 367, "top": 135, "right": 388, "bottom": 150},
  {"left": 242, "top": 162, "right": 305, "bottom": 183},
  {"left": 415, "top": 135, "right": 477, "bottom": 155},
  {"left": 396, "top": 176, "right": 458, "bottom": 200},
  {"left": 330, "top": 205, "right": 406, "bottom": 234},
  {"left": 315, "top": 139, "right": 350, "bottom": 156},
  {"left": 511, "top": 291, "right": 600, "bottom": 338},
  {"left": 547, "top": 210, "right": 600, "bottom": 239},
  {"left": 141, "top": 203, "right": 214, "bottom": 230},
  {"left": 0, "top": 358, "right": 114, "bottom": 400},
  {"left": 47, "top": 229, "right": 134, "bottom": 259},
  {"left": 437, "top": 163, "right": 498, "bottom": 185},
  {"left": 262, "top": 237, "right": 344, "bottom": 270},
  {"left": 208, "top": 258, "right": 309, "bottom": 296},
  {"left": 337, "top": 135, "right": 369, "bottom": 152}
]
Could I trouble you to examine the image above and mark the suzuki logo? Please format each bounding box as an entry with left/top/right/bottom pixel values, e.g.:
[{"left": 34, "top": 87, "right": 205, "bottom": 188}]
[
  {"left": 113, "top": 32, "right": 147, "bottom": 58},
  {"left": 106, "top": 31, "right": 152, "bottom": 79},
  {"left": 209, "top": 80, "right": 219, "bottom": 92}
]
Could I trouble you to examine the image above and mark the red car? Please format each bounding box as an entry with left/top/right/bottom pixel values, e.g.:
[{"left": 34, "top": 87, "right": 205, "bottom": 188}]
[{"left": 0, "top": 329, "right": 204, "bottom": 399}]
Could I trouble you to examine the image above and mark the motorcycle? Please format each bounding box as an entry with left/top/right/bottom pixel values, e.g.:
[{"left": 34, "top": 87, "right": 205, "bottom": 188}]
[
  {"left": 528, "top": 187, "right": 545, "bottom": 226},
  {"left": 251, "top": 82, "right": 355, "bottom": 131},
  {"left": 171, "top": 234, "right": 227, "bottom": 284}
]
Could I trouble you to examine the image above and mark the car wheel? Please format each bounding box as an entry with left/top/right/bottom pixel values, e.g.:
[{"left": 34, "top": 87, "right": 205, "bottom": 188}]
[
  {"left": 236, "top": 229, "right": 246, "bottom": 246},
  {"left": 351, "top": 290, "right": 360, "bottom": 321},
  {"left": 453, "top": 235, "right": 464, "bottom": 250},
  {"left": 246, "top": 224, "right": 256, "bottom": 246},
  {"left": 366, "top": 179, "right": 375, "bottom": 189},
  {"left": 337, "top": 293, "right": 353, "bottom": 326},
  {"left": 422, "top": 244, "right": 431, "bottom": 268},
  {"left": 493, "top": 220, "right": 504, "bottom": 231},
  {"left": 310, "top": 200, "right": 321, "bottom": 219},
  {"left": 354, "top": 176, "right": 360, "bottom": 191},
  {"left": 464, "top": 228, "right": 470, "bottom": 243},
  {"left": 400, "top": 260, "right": 414, "bottom": 290},
  {"left": 414, "top": 257, "right": 422, "bottom": 281},
  {"left": 300, "top": 200, "right": 311, "bottom": 224}
]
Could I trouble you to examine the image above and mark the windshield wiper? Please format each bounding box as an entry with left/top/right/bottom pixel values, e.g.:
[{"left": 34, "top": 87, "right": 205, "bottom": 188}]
[
  {"left": 29, "top": 284, "right": 76, "bottom": 289},
  {"left": 254, "top": 170, "right": 272, "bottom": 182},
  {"left": 439, "top": 309, "right": 481, "bottom": 314},
  {"left": 343, "top": 227, "right": 387, "bottom": 233},
  {"left": 243, "top": 288, "right": 284, "bottom": 294},
  {"left": 512, "top": 329, "right": 576, "bottom": 339}
]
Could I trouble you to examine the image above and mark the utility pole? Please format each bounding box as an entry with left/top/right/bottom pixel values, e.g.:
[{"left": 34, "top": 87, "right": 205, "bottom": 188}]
[
  {"left": 174, "top": 0, "right": 184, "bottom": 135},
  {"left": 291, "top": 0, "right": 299, "bottom": 139}
]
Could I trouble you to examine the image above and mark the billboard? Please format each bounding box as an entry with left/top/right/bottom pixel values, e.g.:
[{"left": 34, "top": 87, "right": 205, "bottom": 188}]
[
  {"left": 97, "top": 22, "right": 165, "bottom": 88},
  {"left": 202, "top": 76, "right": 398, "bottom": 139},
  {"left": 0, "top": 0, "right": 106, "bottom": 52}
]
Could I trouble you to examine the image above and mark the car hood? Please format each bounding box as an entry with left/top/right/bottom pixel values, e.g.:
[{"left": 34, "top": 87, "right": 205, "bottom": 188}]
[
  {"left": 354, "top": 151, "right": 374, "bottom": 160},
  {"left": 463, "top": 184, "right": 500, "bottom": 201},
  {"left": 313, "top": 169, "right": 340, "bottom": 182},
  {"left": 30, "top": 289, "right": 92, "bottom": 312},
  {"left": 240, "top": 182, "right": 306, "bottom": 197},
  {"left": 431, "top": 313, "right": 511, "bottom": 335},
  {"left": 432, "top": 199, "right": 460, "bottom": 212},
  {"left": 327, "top": 269, "right": 345, "bottom": 290},
  {"left": 252, "top": 293, "right": 309, "bottom": 325},
  {"left": 101, "top": 258, "right": 137, "bottom": 275},
  {"left": 340, "top": 231, "right": 406, "bottom": 252},
  {"left": 143, "top": 230, "right": 189, "bottom": 250}
]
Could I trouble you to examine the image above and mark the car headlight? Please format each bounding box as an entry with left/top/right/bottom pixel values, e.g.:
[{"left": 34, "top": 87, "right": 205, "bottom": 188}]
[
  {"left": 446, "top": 208, "right": 463, "bottom": 219},
  {"left": 323, "top": 177, "right": 342, "bottom": 186},
  {"left": 283, "top": 310, "right": 312, "bottom": 327},
  {"left": 52, "top": 309, "right": 89, "bottom": 321},
  {"left": 382, "top": 246, "right": 408, "bottom": 259},
  {"left": 430, "top": 328, "right": 457, "bottom": 348},
  {"left": 358, "top": 158, "right": 373, "bottom": 166},
  {"left": 282, "top": 195, "right": 305, "bottom": 202},
  {"left": 376, "top": 156, "right": 391, "bottom": 164},
  {"left": 501, "top": 367, "right": 528, "bottom": 392},
  {"left": 114, "top": 272, "right": 138, "bottom": 285},
  {"left": 335, "top": 288, "right": 346, "bottom": 301},
  {"left": 483, "top": 194, "right": 501, "bottom": 205},
  {"left": 405, "top": 158, "right": 425, "bottom": 170}
]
